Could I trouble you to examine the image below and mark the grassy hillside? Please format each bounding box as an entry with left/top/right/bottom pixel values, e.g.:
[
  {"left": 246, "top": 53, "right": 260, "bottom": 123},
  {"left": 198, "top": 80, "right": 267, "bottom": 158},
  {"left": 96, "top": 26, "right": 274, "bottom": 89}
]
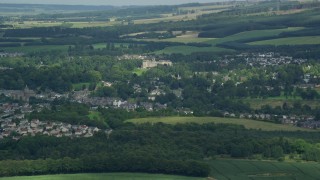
[
  {"left": 126, "top": 116, "right": 316, "bottom": 131},
  {"left": 153, "top": 27, "right": 303, "bottom": 54},
  {"left": 209, "top": 159, "right": 320, "bottom": 180},
  {"left": 0, "top": 173, "right": 204, "bottom": 180}
]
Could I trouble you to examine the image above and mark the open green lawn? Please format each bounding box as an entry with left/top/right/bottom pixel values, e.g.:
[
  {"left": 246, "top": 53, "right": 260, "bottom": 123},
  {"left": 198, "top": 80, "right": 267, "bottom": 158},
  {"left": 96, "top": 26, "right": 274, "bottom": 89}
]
[
  {"left": 88, "top": 111, "right": 103, "bottom": 121},
  {"left": 132, "top": 68, "right": 148, "bottom": 76},
  {"left": 0, "top": 173, "right": 204, "bottom": 180},
  {"left": 126, "top": 116, "right": 316, "bottom": 131},
  {"left": 209, "top": 159, "right": 320, "bottom": 180},
  {"left": 249, "top": 36, "right": 320, "bottom": 45}
]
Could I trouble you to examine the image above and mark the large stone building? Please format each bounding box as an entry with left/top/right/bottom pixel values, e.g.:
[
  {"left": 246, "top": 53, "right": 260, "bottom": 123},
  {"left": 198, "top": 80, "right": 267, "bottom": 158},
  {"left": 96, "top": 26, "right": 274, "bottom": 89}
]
[
  {"left": 142, "top": 60, "right": 172, "bottom": 69},
  {"left": 0, "top": 86, "right": 36, "bottom": 102}
]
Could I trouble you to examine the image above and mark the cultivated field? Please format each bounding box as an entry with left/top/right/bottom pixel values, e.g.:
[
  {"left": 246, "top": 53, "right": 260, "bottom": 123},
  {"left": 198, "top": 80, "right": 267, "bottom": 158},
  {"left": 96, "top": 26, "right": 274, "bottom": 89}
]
[
  {"left": 206, "top": 27, "right": 304, "bottom": 45},
  {"left": 155, "top": 46, "right": 233, "bottom": 55},
  {"left": 126, "top": 116, "right": 316, "bottom": 131},
  {"left": 249, "top": 36, "right": 320, "bottom": 45},
  {"left": 209, "top": 159, "right": 320, "bottom": 180},
  {"left": 0, "top": 173, "right": 205, "bottom": 180},
  {"left": 153, "top": 27, "right": 303, "bottom": 54}
]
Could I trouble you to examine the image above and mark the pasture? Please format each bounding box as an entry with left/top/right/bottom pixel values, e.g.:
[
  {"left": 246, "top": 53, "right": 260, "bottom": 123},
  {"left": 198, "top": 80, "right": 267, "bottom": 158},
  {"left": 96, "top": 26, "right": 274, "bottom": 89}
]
[
  {"left": 209, "top": 159, "right": 320, "bottom": 180},
  {"left": 152, "top": 27, "right": 302, "bottom": 54},
  {"left": 0, "top": 173, "right": 204, "bottom": 180},
  {"left": 126, "top": 116, "right": 316, "bottom": 131},
  {"left": 155, "top": 45, "right": 233, "bottom": 55},
  {"left": 249, "top": 36, "right": 320, "bottom": 45}
]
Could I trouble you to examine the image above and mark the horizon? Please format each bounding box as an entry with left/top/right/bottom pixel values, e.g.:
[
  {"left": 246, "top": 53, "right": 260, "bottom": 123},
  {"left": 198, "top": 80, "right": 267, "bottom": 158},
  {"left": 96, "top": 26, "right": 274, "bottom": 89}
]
[{"left": 0, "top": 0, "right": 220, "bottom": 6}]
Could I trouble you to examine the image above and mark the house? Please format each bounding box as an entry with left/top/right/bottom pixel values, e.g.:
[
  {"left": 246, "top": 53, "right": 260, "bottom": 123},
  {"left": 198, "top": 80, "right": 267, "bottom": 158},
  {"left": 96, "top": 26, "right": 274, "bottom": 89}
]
[
  {"left": 60, "top": 126, "right": 69, "bottom": 133},
  {"left": 45, "top": 123, "right": 54, "bottom": 130},
  {"left": 30, "top": 119, "right": 40, "bottom": 128},
  {"left": 75, "top": 130, "right": 82, "bottom": 136},
  {"left": 84, "top": 132, "right": 93, "bottom": 138}
]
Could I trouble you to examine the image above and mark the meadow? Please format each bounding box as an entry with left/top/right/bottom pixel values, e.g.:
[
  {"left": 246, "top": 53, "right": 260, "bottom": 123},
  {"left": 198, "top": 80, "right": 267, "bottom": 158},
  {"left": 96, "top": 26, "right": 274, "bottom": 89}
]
[
  {"left": 2, "top": 160, "right": 320, "bottom": 180},
  {"left": 249, "top": 36, "right": 320, "bottom": 45},
  {"left": 126, "top": 116, "right": 316, "bottom": 131},
  {"left": 0, "top": 173, "right": 204, "bottom": 180},
  {"left": 154, "top": 27, "right": 303, "bottom": 54},
  {"left": 209, "top": 159, "right": 320, "bottom": 180}
]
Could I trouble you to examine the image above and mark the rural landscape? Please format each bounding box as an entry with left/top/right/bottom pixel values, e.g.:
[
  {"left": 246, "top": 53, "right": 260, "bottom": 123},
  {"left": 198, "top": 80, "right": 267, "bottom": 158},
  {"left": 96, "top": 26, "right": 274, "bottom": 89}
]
[{"left": 1, "top": 0, "right": 320, "bottom": 179}]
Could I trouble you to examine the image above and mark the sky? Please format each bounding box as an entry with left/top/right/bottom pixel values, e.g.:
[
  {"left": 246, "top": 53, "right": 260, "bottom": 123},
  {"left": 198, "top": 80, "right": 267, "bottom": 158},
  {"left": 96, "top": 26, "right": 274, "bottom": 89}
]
[{"left": 0, "top": 0, "right": 218, "bottom": 6}]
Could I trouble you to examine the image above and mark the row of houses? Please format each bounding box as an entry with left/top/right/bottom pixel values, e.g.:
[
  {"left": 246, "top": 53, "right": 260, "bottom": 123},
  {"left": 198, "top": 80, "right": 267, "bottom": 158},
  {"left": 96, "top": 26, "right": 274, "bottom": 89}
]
[
  {"left": 72, "top": 90, "right": 167, "bottom": 111},
  {"left": 224, "top": 111, "right": 318, "bottom": 129},
  {"left": 0, "top": 119, "right": 103, "bottom": 140}
]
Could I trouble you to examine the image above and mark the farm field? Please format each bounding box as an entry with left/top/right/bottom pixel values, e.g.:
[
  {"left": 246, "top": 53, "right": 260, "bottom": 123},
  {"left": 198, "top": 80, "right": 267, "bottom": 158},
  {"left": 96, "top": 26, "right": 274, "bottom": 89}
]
[
  {"left": 0, "top": 173, "right": 204, "bottom": 180},
  {"left": 249, "top": 36, "right": 320, "bottom": 45},
  {"left": 205, "top": 27, "right": 304, "bottom": 45},
  {"left": 155, "top": 45, "right": 233, "bottom": 55},
  {"left": 7, "top": 21, "right": 119, "bottom": 29},
  {"left": 134, "top": 9, "right": 225, "bottom": 24},
  {"left": 153, "top": 27, "right": 302, "bottom": 54},
  {"left": 209, "top": 159, "right": 320, "bottom": 180},
  {"left": 126, "top": 116, "right": 316, "bottom": 131}
]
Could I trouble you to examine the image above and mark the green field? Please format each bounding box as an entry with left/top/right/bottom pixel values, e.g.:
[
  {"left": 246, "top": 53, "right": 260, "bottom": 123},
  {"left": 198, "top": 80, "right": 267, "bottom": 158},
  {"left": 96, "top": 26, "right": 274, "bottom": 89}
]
[
  {"left": 209, "top": 159, "right": 320, "bottom": 180},
  {"left": 126, "top": 116, "right": 316, "bottom": 131},
  {"left": 132, "top": 68, "right": 148, "bottom": 76},
  {"left": 153, "top": 27, "right": 302, "bottom": 55},
  {"left": 3, "top": 160, "right": 320, "bottom": 180},
  {"left": 155, "top": 45, "right": 234, "bottom": 55},
  {"left": 249, "top": 36, "right": 320, "bottom": 45},
  {"left": 0, "top": 173, "right": 204, "bottom": 180},
  {"left": 206, "top": 27, "right": 304, "bottom": 45}
]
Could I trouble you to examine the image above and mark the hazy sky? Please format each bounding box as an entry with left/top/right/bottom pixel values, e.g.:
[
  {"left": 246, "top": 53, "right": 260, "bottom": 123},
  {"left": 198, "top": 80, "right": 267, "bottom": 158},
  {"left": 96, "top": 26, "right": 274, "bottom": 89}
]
[{"left": 0, "top": 0, "right": 217, "bottom": 6}]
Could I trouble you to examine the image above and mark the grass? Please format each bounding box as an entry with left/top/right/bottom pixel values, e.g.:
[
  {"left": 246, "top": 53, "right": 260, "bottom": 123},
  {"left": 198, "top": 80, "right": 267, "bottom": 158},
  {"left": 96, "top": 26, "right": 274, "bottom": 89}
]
[
  {"left": 134, "top": 9, "right": 223, "bottom": 25},
  {"left": 0, "top": 173, "right": 204, "bottom": 180},
  {"left": 151, "top": 27, "right": 302, "bottom": 55},
  {"left": 205, "top": 27, "right": 304, "bottom": 45},
  {"left": 137, "top": 37, "right": 214, "bottom": 43},
  {"left": 88, "top": 111, "right": 103, "bottom": 121},
  {"left": 132, "top": 68, "right": 148, "bottom": 76},
  {"left": 126, "top": 116, "right": 316, "bottom": 131},
  {"left": 209, "top": 158, "right": 320, "bottom": 180},
  {"left": 155, "top": 45, "right": 234, "bottom": 55},
  {"left": 249, "top": 36, "right": 320, "bottom": 45},
  {"left": 7, "top": 21, "right": 120, "bottom": 29},
  {"left": 1, "top": 160, "right": 319, "bottom": 180}
]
